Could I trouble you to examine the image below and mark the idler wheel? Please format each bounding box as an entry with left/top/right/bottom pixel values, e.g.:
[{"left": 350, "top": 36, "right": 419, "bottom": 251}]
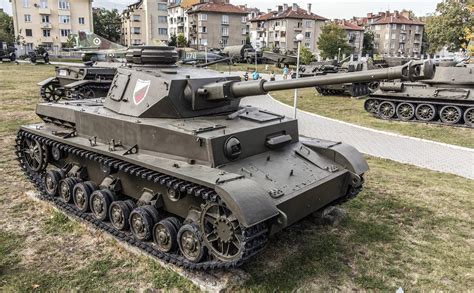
[
  {"left": 378, "top": 101, "right": 396, "bottom": 119},
  {"left": 178, "top": 224, "right": 206, "bottom": 263},
  {"left": 464, "top": 107, "right": 474, "bottom": 127},
  {"left": 153, "top": 217, "right": 181, "bottom": 253},
  {"left": 396, "top": 103, "right": 415, "bottom": 121},
  {"left": 109, "top": 200, "right": 135, "bottom": 230},
  {"left": 73, "top": 181, "right": 97, "bottom": 212},
  {"left": 129, "top": 206, "right": 157, "bottom": 241},
  {"left": 90, "top": 189, "right": 114, "bottom": 221},
  {"left": 59, "top": 177, "right": 81, "bottom": 203},
  {"left": 20, "top": 137, "right": 48, "bottom": 172},
  {"left": 415, "top": 104, "right": 436, "bottom": 121},
  {"left": 40, "top": 82, "right": 62, "bottom": 102},
  {"left": 440, "top": 105, "right": 462, "bottom": 124},
  {"left": 44, "top": 170, "right": 64, "bottom": 196},
  {"left": 200, "top": 203, "right": 243, "bottom": 262},
  {"left": 364, "top": 99, "right": 380, "bottom": 114}
]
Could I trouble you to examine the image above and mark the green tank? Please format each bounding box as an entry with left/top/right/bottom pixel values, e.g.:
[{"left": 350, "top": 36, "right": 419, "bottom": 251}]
[
  {"left": 364, "top": 65, "right": 474, "bottom": 127},
  {"left": 16, "top": 46, "right": 435, "bottom": 269}
]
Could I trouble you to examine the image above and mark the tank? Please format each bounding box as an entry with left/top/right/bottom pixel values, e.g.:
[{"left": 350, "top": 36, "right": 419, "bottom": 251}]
[
  {"left": 364, "top": 65, "right": 474, "bottom": 127},
  {"left": 300, "top": 61, "right": 381, "bottom": 97},
  {"left": 16, "top": 46, "right": 435, "bottom": 269},
  {"left": 29, "top": 46, "right": 50, "bottom": 64},
  {"left": 0, "top": 45, "right": 17, "bottom": 62},
  {"left": 38, "top": 65, "right": 116, "bottom": 102}
]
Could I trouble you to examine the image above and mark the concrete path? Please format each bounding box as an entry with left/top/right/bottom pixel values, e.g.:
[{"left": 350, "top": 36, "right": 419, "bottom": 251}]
[{"left": 242, "top": 94, "right": 474, "bottom": 179}]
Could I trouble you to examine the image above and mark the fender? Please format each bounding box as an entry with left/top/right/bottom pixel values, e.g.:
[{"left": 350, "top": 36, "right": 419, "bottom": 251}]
[
  {"left": 214, "top": 177, "right": 280, "bottom": 228},
  {"left": 301, "top": 138, "right": 369, "bottom": 176},
  {"left": 37, "top": 77, "right": 57, "bottom": 87}
]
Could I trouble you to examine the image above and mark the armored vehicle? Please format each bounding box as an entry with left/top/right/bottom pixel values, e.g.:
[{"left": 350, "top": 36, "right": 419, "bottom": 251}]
[
  {"left": 300, "top": 61, "right": 380, "bottom": 97},
  {"left": 29, "top": 46, "right": 50, "bottom": 64},
  {"left": 16, "top": 46, "right": 434, "bottom": 269},
  {"left": 0, "top": 46, "right": 17, "bottom": 62},
  {"left": 364, "top": 65, "right": 474, "bottom": 127},
  {"left": 38, "top": 65, "right": 116, "bottom": 102}
]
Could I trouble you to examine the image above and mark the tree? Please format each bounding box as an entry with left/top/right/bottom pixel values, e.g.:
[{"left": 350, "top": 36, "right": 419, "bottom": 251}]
[
  {"left": 245, "top": 35, "right": 251, "bottom": 45},
  {"left": 93, "top": 8, "right": 121, "bottom": 43},
  {"left": 362, "top": 31, "right": 375, "bottom": 56},
  {"left": 425, "top": 0, "right": 474, "bottom": 53},
  {"left": 177, "top": 33, "right": 187, "bottom": 47},
  {"left": 299, "top": 46, "right": 313, "bottom": 64},
  {"left": 0, "top": 11, "right": 15, "bottom": 44},
  {"left": 168, "top": 34, "right": 177, "bottom": 47},
  {"left": 421, "top": 30, "right": 430, "bottom": 56},
  {"left": 317, "top": 23, "right": 351, "bottom": 60}
]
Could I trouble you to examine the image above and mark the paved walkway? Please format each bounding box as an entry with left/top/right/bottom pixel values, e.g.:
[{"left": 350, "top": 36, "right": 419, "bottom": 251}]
[{"left": 242, "top": 94, "right": 474, "bottom": 179}]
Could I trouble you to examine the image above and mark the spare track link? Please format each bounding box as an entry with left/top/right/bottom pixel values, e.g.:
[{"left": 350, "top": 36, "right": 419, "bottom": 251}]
[{"left": 15, "top": 129, "right": 269, "bottom": 270}]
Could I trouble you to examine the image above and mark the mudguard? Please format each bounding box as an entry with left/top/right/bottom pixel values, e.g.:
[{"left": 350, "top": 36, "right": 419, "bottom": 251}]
[
  {"left": 214, "top": 177, "right": 280, "bottom": 228},
  {"left": 37, "top": 77, "right": 57, "bottom": 87},
  {"left": 302, "top": 138, "right": 369, "bottom": 175}
]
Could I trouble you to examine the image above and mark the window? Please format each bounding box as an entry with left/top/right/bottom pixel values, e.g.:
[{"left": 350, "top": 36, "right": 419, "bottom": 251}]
[
  {"left": 390, "top": 42, "right": 395, "bottom": 49},
  {"left": 241, "top": 28, "right": 247, "bottom": 35},
  {"left": 79, "top": 17, "right": 85, "bottom": 24},
  {"left": 42, "top": 15, "right": 49, "bottom": 23},
  {"left": 60, "top": 29, "right": 71, "bottom": 37},
  {"left": 385, "top": 34, "right": 389, "bottom": 40},
  {"left": 23, "top": 0, "right": 29, "bottom": 8},
  {"left": 305, "top": 32, "right": 311, "bottom": 38},
  {"left": 198, "top": 26, "right": 207, "bottom": 33},
  {"left": 25, "top": 29, "right": 33, "bottom": 37},
  {"left": 40, "top": 0, "right": 48, "bottom": 8},
  {"left": 158, "top": 16, "right": 167, "bottom": 23},
  {"left": 222, "top": 26, "right": 229, "bottom": 36},
  {"left": 158, "top": 3, "right": 167, "bottom": 11},
  {"left": 158, "top": 28, "right": 168, "bottom": 35},
  {"left": 43, "top": 29, "right": 51, "bottom": 37},
  {"left": 392, "top": 24, "right": 397, "bottom": 30},
  {"left": 58, "top": 0, "right": 70, "bottom": 10},
  {"left": 391, "top": 34, "right": 396, "bottom": 40},
  {"left": 59, "top": 15, "right": 70, "bottom": 24},
  {"left": 305, "top": 20, "right": 312, "bottom": 28},
  {"left": 304, "top": 42, "right": 310, "bottom": 48},
  {"left": 375, "top": 25, "right": 380, "bottom": 31},
  {"left": 401, "top": 24, "right": 406, "bottom": 30},
  {"left": 133, "top": 15, "right": 140, "bottom": 22},
  {"left": 198, "top": 14, "right": 207, "bottom": 21},
  {"left": 133, "top": 27, "right": 141, "bottom": 34},
  {"left": 221, "top": 38, "right": 228, "bottom": 47},
  {"left": 241, "top": 16, "right": 247, "bottom": 23},
  {"left": 222, "top": 15, "right": 229, "bottom": 24},
  {"left": 200, "top": 39, "right": 207, "bottom": 45},
  {"left": 24, "top": 14, "right": 31, "bottom": 22}
]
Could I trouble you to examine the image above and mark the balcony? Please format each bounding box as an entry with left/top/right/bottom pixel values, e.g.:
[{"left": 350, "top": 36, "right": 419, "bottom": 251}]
[
  {"left": 41, "top": 22, "right": 52, "bottom": 29},
  {"left": 222, "top": 21, "right": 229, "bottom": 25},
  {"left": 38, "top": 8, "right": 51, "bottom": 15},
  {"left": 294, "top": 27, "right": 303, "bottom": 32},
  {"left": 58, "top": 10, "right": 71, "bottom": 16},
  {"left": 177, "top": 20, "right": 184, "bottom": 27},
  {"left": 399, "top": 38, "right": 406, "bottom": 43}
]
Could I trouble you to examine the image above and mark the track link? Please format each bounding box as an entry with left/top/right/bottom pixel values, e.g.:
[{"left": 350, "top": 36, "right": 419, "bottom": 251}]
[{"left": 15, "top": 129, "right": 269, "bottom": 270}]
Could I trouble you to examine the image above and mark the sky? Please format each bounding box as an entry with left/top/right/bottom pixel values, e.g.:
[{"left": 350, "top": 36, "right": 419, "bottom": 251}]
[{"left": 0, "top": 0, "right": 440, "bottom": 19}]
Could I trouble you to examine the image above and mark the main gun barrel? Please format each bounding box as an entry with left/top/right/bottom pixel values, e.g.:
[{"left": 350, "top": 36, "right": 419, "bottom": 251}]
[{"left": 201, "top": 60, "right": 435, "bottom": 100}]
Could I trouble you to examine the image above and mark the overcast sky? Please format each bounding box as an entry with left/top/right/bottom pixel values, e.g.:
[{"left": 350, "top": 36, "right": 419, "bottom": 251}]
[{"left": 1, "top": 0, "right": 439, "bottom": 19}]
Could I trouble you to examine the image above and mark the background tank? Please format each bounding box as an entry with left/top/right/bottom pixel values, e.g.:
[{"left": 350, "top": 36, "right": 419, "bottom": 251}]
[
  {"left": 29, "top": 46, "right": 50, "bottom": 64},
  {"left": 365, "top": 65, "right": 474, "bottom": 127},
  {"left": 300, "top": 61, "right": 382, "bottom": 97},
  {"left": 16, "top": 46, "right": 435, "bottom": 269}
]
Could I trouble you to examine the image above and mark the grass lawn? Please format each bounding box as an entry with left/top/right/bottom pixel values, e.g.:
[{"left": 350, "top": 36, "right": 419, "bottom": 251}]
[
  {"left": 1, "top": 63, "right": 473, "bottom": 291},
  {"left": 271, "top": 88, "right": 474, "bottom": 149}
]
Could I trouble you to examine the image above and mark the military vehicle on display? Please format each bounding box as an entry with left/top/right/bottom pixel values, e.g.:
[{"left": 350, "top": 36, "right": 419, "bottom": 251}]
[
  {"left": 222, "top": 45, "right": 264, "bottom": 64},
  {"left": 300, "top": 61, "right": 380, "bottom": 97},
  {"left": 364, "top": 65, "right": 474, "bottom": 127},
  {"left": 0, "top": 46, "right": 17, "bottom": 62},
  {"left": 16, "top": 46, "right": 435, "bottom": 269},
  {"left": 38, "top": 66, "right": 116, "bottom": 102},
  {"left": 29, "top": 46, "right": 50, "bottom": 64}
]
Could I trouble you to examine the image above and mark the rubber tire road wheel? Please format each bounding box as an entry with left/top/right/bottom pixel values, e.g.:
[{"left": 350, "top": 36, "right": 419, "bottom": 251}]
[
  {"left": 109, "top": 201, "right": 132, "bottom": 231},
  {"left": 439, "top": 105, "right": 462, "bottom": 124},
  {"left": 177, "top": 224, "right": 206, "bottom": 263},
  {"left": 44, "top": 170, "right": 63, "bottom": 197},
  {"left": 59, "top": 177, "right": 81, "bottom": 203},
  {"left": 415, "top": 104, "right": 436, "bottom": 122},
  {"left": 90, "top": 189, "right": 114, "bottom": 221},
  {"left": 129, "top": 207, "right": 154, "bottom": 241},
  {"left": 396, "top": 103, "right": 415, "bottom": 121},
  {"left": 73, "top": 181, "right": 96, "bottom": 212},
  {"left": 153, "top": 218, "right": 179, "bottom": 253},
  {"left": 463, "top": 107, "right": 474, "bottom": 127},
  {"left": 142, "top": 205, "right": 160, "bottom": 224}
]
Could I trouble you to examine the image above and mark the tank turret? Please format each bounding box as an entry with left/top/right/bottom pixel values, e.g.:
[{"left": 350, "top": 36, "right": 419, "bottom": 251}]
[{"left": 17, "top": 47, "right": 436, "bottom": 270}]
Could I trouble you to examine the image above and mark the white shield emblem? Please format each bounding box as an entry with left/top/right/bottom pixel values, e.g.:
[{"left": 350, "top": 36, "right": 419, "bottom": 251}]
[{"left": 133, "top": 79, "right": 151, "bottom": 105}]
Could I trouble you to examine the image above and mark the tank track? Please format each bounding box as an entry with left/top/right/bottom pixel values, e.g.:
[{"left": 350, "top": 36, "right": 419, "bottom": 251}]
[
  {"left": 40, "top": 83, "right": 111, "bottom": 102},
  {"left": 15, "top": 129, "right": 269, "bottom": 270}
]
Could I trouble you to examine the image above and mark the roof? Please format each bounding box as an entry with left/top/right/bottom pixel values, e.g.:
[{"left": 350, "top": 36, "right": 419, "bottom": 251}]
[
  {"left": 188, "top": 3, "right": 248, "bottom": 14},
  {"left": 250, "top": 7, "right": 327, "bottom": 22},
  {"left": 373, "top": 14, "right": 424, "bottom": 25},
  {"left": 338, "top": 21, "right": 364, "bottom": 31},
  {"left": 180, "top": 0, "right": 200, "bottom": 9}
]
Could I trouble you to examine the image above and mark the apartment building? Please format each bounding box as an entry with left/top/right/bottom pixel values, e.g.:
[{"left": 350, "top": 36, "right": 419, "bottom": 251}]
[
  {"left": 368, "top": 11, "right": 424, "bottom": 57},
  {"left": 121, "top": 0, "right": 169, "bottom": 46},
  {"left": 187, "top": 1, "right": 248, "bottom": 50},
  {"left": 10, "top": 0, "right": 93, "bottom": 52},
  {"left": 249, "top": 3, "right": 327, "bottom": 54},
  {"left": 167, "top": 0, "right": 199, "bottom": 40},
  {"left": 334, "top": 20, "right": 364, "bottom": 57}
]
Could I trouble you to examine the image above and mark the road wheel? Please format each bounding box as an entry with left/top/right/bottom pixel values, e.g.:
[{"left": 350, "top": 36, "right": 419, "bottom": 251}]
[
  {"left": 415, "top": 104, "right": 436, "bottom": 122},
  {"left": 439, "top": 105, "right": 462, "bottom": 124},
  {"left": 153, "top": 217, "right": 180, "bottom": 253},
  {"left": 463, "top": 107, "right": 474, "bottom": 127},
  {"left": 396, "top": 103, "right": 415, "bottom": 121},
  {"left": 178, "top": 224, "right": 206, "bottom": 263},
  {"left": 90, "top": 189, "right": 114, "bottom": 221},
  {"left": 364, "top": 99, "right": 380, "bottom": 114}
]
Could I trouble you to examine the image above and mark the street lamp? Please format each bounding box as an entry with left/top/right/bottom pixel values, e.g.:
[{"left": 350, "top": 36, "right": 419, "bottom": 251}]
[
  {"left": 337, "top": 47, "right": 341, "bottom": 63},
  {"left": 293, "top": 33, "right": 304, "bottom": 119}
]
